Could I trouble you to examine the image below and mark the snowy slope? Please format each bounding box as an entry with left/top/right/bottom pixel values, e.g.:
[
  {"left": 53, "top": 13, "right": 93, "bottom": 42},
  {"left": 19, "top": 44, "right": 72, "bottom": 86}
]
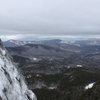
[{"left": 0, "top": 42, "right": 37, "bottom": 100}]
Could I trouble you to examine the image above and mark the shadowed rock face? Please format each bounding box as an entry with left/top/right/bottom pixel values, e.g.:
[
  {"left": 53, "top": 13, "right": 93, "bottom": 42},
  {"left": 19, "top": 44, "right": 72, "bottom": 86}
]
[{"left": 0, "top": 40, "right": 37, "bottom": 100}]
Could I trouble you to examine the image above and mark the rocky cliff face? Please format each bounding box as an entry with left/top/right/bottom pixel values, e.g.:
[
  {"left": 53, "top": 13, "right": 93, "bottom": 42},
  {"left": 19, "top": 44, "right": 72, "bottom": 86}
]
[{"left": 0, "top": 40, "right": 37, "bottom": 100}]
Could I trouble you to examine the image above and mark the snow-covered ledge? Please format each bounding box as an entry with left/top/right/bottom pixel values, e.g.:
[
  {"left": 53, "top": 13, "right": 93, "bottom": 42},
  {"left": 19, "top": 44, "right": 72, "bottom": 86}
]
[{"left": 0, "top": 40, "right": 37, "bottom": 100}]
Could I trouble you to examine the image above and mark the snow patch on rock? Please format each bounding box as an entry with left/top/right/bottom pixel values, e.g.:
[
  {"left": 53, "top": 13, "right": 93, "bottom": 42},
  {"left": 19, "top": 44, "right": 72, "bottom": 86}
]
[{"left": 85, "top": 82, "right": 95, "bottom": 90}]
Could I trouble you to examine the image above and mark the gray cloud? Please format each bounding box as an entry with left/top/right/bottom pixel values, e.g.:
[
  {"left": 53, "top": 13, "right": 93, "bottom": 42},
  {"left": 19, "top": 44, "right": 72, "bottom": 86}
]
[{"left": 0, "top": 0, "right": 100, "bottom": 40}]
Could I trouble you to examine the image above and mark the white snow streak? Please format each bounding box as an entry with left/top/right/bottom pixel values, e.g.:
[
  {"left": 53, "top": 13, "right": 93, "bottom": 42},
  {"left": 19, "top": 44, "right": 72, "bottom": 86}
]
[{"left": 85, "top": 82, "right": 95, "bottom": 90}]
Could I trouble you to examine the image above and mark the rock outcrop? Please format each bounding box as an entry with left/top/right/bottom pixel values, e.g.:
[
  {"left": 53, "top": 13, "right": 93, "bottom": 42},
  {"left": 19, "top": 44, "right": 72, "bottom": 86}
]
[{"left": 0, "top": 40, "right": 37, "bottom": 100}]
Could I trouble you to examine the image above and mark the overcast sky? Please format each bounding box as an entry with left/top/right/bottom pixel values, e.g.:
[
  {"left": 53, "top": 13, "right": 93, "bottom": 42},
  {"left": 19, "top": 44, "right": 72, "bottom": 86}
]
[{"left": 0, "top": 0, "right": 100, "bottom": 40}]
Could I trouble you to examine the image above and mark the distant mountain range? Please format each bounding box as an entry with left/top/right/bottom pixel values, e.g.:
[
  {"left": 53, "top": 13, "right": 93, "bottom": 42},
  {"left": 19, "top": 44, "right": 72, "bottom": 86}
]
[
  {"left": 3, "top": 39, "right": 100, "bottom": 73},
  {"left": 3, "top": 39, "right": 42, "bottom": 47},
  {"left": 4, "top": 39, "right": 100, "bottom": 47}
]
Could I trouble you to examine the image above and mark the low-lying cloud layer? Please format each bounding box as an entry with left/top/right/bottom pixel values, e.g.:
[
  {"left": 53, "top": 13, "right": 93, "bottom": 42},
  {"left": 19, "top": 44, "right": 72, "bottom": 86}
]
[{"left": 0, "top": 0, "right": 100, "bottom": 40}]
